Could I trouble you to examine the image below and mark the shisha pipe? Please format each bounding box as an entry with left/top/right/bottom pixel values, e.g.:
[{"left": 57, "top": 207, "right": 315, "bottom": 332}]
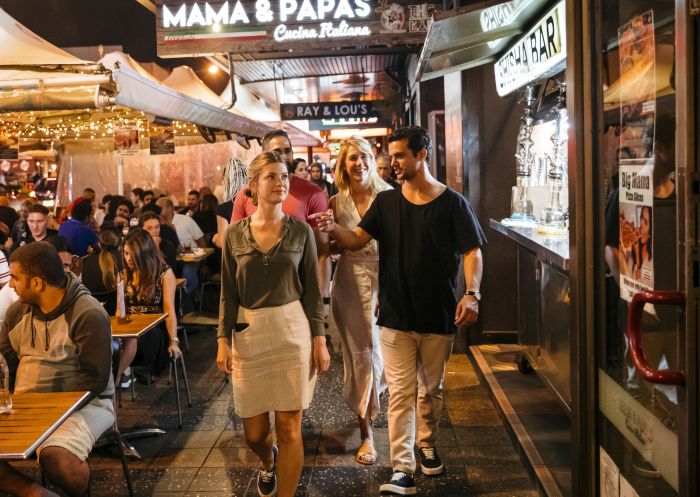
[
  {"left": 541, "top": 81, "right": 568, "bottom": 228},
  {"left": 514, "top": 84, "right": 536, "bottom": 180},
  {"left": 510, "top": 84, "right": 537, "bottom": 220}
]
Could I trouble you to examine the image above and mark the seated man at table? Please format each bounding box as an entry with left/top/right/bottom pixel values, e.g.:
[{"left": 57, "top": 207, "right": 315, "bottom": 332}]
[
  {"left": 0, "top": 242, "right": 115, "bottom": 497},
  {"left": 156, "top": 197, "right": 205, "bottom": 295}
]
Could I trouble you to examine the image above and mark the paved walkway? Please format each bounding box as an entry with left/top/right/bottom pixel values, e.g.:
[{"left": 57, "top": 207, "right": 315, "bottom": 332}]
[{"left": 5, "top": 329, "right": 537, "bottom": 497}]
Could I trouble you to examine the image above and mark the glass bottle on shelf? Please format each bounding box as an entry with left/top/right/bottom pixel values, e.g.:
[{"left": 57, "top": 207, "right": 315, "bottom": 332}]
[{"left": 0, "top": 350, "right": 12, "bottom": 414}]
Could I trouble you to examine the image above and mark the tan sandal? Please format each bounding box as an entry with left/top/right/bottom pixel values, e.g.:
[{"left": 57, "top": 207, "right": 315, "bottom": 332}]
[{"left": 356, "top": 441, "right": 377, "bottom": 465}]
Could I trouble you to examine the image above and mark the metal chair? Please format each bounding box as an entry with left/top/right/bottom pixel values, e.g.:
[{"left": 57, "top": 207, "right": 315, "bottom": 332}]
[
  {"left": 83, "top": 339, "right": 136, "bottom": 496},
  {"left": 198, "top": 272, "right": 221, "bottom": 312},
  {"left": 167, "top": 352, "right": 193, "bottom": 430}
]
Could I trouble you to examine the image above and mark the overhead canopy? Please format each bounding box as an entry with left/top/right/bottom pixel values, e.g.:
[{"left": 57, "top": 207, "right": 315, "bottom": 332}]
[
  {"left": 220, "top": 77, "right": 279, "bottom": 122},
  {"left": 0, "top": 8, "right": 90, "bottom": 66},
  {"left": 415, "top": 0, "right": 549, "bottom": 83},
  {"left": 0, "top": 10, "right": 272, "bottom": 138},
  {"left": 269, "top": 122, "right": 323, "bottom": 148},
  {"left": 162, "top": 65, "right": 227, "bottom": 108},
  {"left": 0, "top": 8, "right": 113, "bottom": 110},
  {"left": 99, "top": 51, "right": 162, "bottom": 84},
  {"left": 99, "top": 55, "right": 271, "bottom": 138}
]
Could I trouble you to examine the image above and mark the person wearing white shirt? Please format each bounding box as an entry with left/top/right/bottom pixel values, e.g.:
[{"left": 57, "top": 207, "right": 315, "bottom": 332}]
[
  {"left": 156, "top": 197, "right": 206, "bottom": 295},
  {"left": 171, "top": 213, "right": 205, "bottom": 250}
]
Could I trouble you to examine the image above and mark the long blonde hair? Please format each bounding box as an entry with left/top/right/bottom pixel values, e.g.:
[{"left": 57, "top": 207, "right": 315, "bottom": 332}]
[
  {"left": 334, "top": 135, "right": 392, "bottom": 196},
  {"left": 245, "top": 151, "right": 285, "bottom": 206},
  {"left": 98, "top": 229, "right": 121, "bottom": 291}
]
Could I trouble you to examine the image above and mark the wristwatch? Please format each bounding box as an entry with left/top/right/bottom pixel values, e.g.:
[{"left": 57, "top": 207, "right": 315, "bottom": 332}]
[
  {"left": 465, "top": 290, "right": 481, "bottom": 301},
  {"left": 170, "top": 336, "right": 180, "bottom": 344}
]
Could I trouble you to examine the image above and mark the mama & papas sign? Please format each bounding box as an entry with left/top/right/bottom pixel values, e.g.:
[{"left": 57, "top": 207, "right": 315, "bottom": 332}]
[{"left": 157, "top": 0, "right": 437, "bottom": 57}]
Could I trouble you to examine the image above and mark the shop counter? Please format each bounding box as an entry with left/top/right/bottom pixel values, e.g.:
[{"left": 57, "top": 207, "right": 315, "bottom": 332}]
[{"left": 490, "top": 219, "right": 572, "bottom": 413}]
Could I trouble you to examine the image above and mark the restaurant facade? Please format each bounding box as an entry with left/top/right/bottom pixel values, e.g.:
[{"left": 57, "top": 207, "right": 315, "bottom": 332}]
[
  {"left": 410, "top": 0, "right": 699, "bottom": 496},
  {"left": 0, "top": 0, "right": 696, "bottom": 495}
]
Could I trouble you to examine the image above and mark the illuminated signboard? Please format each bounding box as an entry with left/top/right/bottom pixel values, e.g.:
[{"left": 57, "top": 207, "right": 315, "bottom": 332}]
[
  {"left": 480, "top": 0, "right": 526, "bottom": 48},
  {"left": 308, "top": 116, "right": 392, "bottom": 130},
  {"left": 157, "top": 0, "right": 437, "bottom": 57},
  {"left": 494, "top": 0, "right": 566, "bottom": 96},
  {"left": 281, "top": 101, "right": 378, "bottom": 120}
]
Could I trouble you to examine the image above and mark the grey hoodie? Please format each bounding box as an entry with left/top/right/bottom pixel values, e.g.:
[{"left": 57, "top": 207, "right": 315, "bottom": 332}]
[{"left": 0, "top": 273, "right": 114, "bottom": 400}]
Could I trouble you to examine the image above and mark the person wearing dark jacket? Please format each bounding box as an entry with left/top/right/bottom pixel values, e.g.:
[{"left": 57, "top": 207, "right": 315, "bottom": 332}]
[
  {"left": 0, "top": 196, "right": 18, "bottom": 236},
  {"left": 0, "top": 242, "right": 115, "bottom": 497},
  {"left": 81, "top": 229, "right": 123, "bottom": 315}
]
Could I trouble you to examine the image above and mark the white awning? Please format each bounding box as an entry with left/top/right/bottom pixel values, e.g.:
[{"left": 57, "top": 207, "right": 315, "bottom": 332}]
[
  {"left": 99, "top": 51, "right": 162, "bottom": 84},
  {"left": 0, "top": 8, "right": 90, "bottom": 66},
  {"left": 0, "top": 9, "right": 113, "bottom": 110},
  {"left": 110, "top": 64, "right": 271, "bottom": 137},
  {"left": 268, "top": 122, "right": 323, "bottom": 148},
  {"left": 99, "top": 54, "right": 271, "bottom": 137},
  {"left": 162, "top": 65, "right": 227, "bottom": 108},
  {"left": 0, "top": 9, "right": 271, "bottom": 138},
  {"left": 220, "top": 77, "right": 280, "bottom": 122}
]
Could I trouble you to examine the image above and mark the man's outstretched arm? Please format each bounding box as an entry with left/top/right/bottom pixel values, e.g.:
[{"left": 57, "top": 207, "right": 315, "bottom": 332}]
[{"left": 310, "top": 209, "right": 373, "bottom": 251}]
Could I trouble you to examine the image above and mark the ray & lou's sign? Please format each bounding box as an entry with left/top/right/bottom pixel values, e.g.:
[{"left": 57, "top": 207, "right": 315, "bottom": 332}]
[
  {"left": 281, "top": 100, "right": 378, "bottom": 120},
  {"left": 157, "top": 0, "right": 437, "bottom": 57}
]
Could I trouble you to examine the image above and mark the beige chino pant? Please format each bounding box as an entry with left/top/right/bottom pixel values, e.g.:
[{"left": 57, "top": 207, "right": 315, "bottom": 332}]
[{"left": 380, "top": 327, "right": 455, "bottom": 474}]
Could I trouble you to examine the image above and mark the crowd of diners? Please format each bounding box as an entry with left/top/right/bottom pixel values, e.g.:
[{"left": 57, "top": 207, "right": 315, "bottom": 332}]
[{"left": 0, "top": 126, "right": 485, "bottom": 497}]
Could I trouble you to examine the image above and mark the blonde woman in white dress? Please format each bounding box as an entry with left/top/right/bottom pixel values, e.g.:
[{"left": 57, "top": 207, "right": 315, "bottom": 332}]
[{"left": 330, "top": 136, "right": 392, "bottom": 465}]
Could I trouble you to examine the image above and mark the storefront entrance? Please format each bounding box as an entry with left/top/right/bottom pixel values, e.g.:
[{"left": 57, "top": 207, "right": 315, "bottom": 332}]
[{"left": 592, "top": 1, "right": 699, "bottom": 496}]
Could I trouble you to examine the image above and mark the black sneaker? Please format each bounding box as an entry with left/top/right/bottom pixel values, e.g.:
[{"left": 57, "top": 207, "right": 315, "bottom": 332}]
[
  {"left": 257, "top": 445, "right": 278, "bottom": 497},
  {"left": 380, "top": 471, "right": 416, "bottom": 495},
  {"left": 418, "top": 446, "right": 444, "bottom": 475}
]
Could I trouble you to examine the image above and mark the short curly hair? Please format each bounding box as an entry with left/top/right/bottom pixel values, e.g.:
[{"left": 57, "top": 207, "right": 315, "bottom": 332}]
[{"left": 388, "top": 126, "right": 432, "bottom": 159}]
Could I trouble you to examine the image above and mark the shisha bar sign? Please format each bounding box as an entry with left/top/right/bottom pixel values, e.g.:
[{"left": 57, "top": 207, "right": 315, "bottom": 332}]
[{"left": 156, "top": 0, "right": 435, "bottom": 56}]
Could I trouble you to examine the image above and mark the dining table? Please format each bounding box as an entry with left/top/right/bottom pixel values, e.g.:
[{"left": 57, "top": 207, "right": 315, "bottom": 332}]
[
  {"left": 0, "top": 391, "right": 91, "bottom": 460},
  {"left": 177, "top": 247, "right": 215, "bottom": 263},
  {"left": 110, "top": 312, "right": 169, "bottom": 457},
  {"left": 110, "top": 313, "right": 168, "bottom": 339}
]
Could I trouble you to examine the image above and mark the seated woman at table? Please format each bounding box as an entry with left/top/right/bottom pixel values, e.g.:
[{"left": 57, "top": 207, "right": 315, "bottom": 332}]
[
  {"left": 82, "top": 229, "right": 122, "bottom": 314},
  {"left": 217, "top": 151, "right": 330, "bottom": 497},
  {"left": 138, "top": 211, "right": 178, "bottom": 269},
  {"left": 118, "top": 228, "right": 180, "bottom": 385}
]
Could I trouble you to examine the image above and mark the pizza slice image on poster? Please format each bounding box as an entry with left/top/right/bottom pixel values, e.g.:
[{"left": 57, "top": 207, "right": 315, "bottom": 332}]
[
  {"left": 616, "top": 10, "right": 656, "bottom": 315},
  {"left": 618, "top": 11, "right": 655, "bottom": 165},
  {"left": 618, "top": 163, "right": 654, "bottom": 303}
]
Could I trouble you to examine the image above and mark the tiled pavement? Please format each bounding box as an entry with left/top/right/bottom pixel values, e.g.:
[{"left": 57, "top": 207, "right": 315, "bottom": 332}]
[{"left": 4, "top": 330, "right": 538, "bottom": 497}]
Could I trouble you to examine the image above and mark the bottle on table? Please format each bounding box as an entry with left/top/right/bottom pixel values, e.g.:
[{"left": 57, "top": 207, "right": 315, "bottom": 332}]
[{"left": 0, "top": 351, "right": 11, "bottom": 413}]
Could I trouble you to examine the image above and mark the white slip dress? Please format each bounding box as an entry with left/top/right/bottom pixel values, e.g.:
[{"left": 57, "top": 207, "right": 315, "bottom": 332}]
[{"left": 331, "top": 191, "right": 386, "bottom": 419}]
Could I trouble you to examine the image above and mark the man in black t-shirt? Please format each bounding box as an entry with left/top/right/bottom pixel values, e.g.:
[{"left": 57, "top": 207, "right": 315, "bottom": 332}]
[{"left": 313, "top": 126, "right": 485, "bottom": 494}]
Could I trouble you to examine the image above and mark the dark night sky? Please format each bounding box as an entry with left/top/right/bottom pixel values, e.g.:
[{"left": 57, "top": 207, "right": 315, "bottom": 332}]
[{"left": 0, "top": 0, "right": 229, "bottom": 92}]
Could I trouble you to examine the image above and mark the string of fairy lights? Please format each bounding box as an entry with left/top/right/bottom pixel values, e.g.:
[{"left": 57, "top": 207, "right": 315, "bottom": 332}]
[{"left": 0, "top": 108, "right": 205, "bottom": 141}]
